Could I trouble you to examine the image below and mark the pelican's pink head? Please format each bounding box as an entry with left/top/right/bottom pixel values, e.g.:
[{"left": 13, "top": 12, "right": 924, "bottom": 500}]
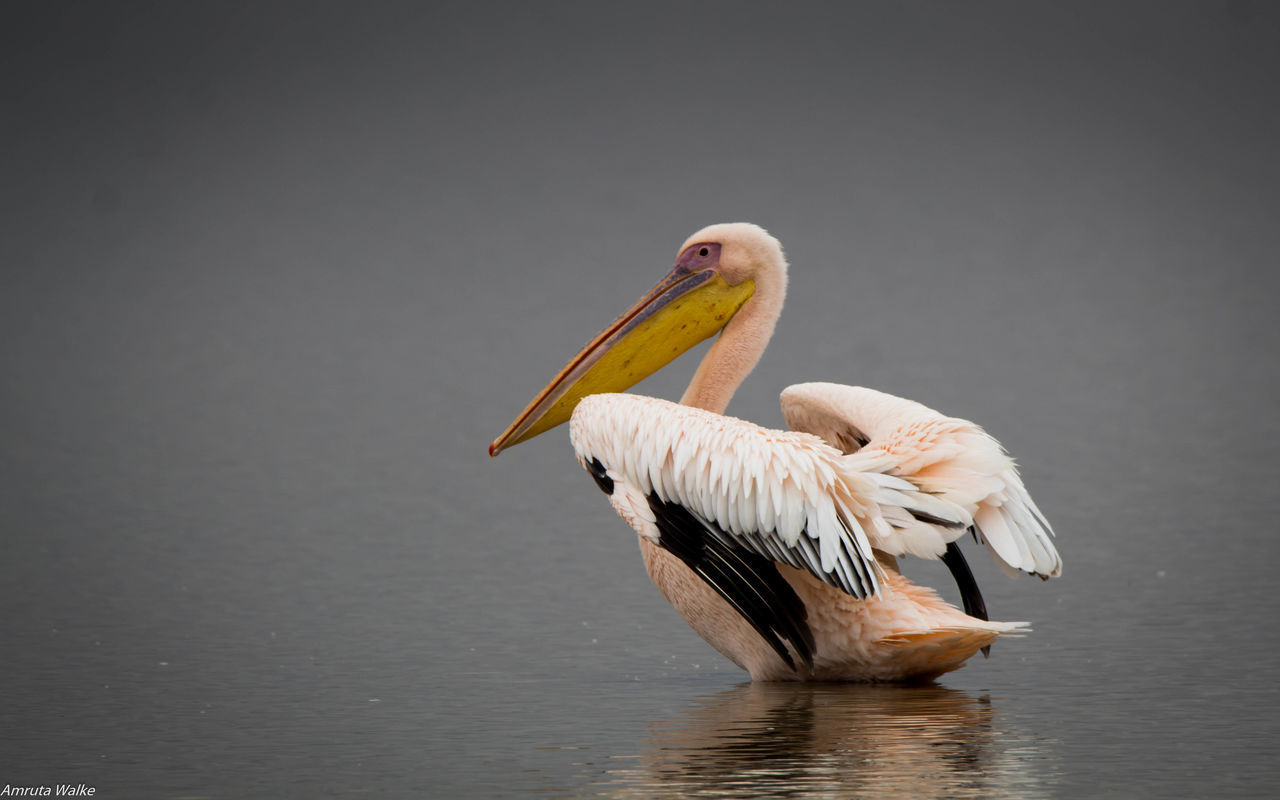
[{"left": 489, "top": 223, "right": 787, "bottom": 456}]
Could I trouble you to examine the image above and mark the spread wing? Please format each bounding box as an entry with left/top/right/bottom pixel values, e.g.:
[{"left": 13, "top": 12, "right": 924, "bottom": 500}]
[
  {"left": 781, "top": 382, "right": 1061, "bottom": 579},
  {"left": 569, "top": 393, "right": 885, "bottom": 600}
]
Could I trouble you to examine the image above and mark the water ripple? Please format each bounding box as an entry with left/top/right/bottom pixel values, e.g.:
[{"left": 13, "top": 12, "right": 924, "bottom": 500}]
[{"left": 577, "top": 683, "right": 1058, "bottom": 799}]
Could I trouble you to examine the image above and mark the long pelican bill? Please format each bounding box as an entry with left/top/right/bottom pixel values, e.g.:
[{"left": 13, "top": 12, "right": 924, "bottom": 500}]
[{"left": 489, "top": 264, "right": 754, "bottom": 456}]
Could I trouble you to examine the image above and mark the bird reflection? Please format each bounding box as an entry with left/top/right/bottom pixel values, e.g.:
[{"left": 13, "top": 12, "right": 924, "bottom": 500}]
[{"left": 596, "top": 683, "right": 1055, "bottom": 799}]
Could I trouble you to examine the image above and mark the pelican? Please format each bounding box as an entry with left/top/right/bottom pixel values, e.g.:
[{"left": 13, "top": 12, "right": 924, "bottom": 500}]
[{"left": 489, "top": 223, "right": 1060, "bottom": 682}]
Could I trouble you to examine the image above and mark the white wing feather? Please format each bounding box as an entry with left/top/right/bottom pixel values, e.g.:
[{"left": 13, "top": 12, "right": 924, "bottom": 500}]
[
  {"left": 570, "top": 393, "right": 886, "bottom": 598},
  {"left": 781, "top": 382, "right": 1061, "bottom": 578}
]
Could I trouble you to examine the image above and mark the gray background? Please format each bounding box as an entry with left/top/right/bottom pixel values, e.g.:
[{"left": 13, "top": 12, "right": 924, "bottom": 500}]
[{"left": 2, "top": 1, "right": 1278, "bottom": 797}]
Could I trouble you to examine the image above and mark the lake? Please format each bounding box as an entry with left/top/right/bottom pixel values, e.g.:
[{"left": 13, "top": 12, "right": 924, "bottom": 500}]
[{"left": 2, "top": 2, "right": 1278, "bottom": 797}]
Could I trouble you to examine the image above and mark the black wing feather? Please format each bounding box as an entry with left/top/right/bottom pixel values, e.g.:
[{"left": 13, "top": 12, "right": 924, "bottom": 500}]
[
  {"left": 940, "top": 537, "right": 992, "bottom": 657},
  {"left": 647, "top": 492, "right": 815, "bottom": 672}
]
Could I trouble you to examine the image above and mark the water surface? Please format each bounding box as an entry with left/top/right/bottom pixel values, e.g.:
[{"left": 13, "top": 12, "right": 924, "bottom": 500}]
[{"left": 2, "top": 2, "right": 1278, "bottom": 797}]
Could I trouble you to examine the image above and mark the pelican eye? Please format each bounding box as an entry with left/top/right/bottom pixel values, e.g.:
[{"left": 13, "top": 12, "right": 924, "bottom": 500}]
[{"left": 698, "top": 247, "right": 710, "bottom": 257}]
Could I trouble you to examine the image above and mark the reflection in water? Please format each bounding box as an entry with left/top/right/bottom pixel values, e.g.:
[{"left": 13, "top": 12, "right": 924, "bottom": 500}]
[{"left": 593, "top": 684, "right": 1057, "bottom": 799}]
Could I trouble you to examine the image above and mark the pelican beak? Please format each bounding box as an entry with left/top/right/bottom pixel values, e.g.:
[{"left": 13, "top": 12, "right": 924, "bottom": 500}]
[{"left": 489, "top": 242, "right": 754, "bottom": 456}]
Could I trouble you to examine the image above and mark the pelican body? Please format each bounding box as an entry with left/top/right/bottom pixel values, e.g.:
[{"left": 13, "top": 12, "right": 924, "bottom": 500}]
[{"left": 490, "top": 223, "right": 1060, "bottom": 682}]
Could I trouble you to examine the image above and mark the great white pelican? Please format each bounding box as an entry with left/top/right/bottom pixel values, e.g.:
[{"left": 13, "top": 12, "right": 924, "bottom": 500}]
[{"left": 489, "top": 223, "right": 1060, "bottom": 681}]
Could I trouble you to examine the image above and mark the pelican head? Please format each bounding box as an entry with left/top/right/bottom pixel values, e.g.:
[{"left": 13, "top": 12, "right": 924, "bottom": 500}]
[{"left": 489, "top": 223, "right": 788, "bottom": 456}]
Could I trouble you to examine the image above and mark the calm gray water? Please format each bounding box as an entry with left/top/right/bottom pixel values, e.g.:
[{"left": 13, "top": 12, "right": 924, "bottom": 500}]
[{"left": 3, "top": 2, "right": 1279, "bottom": 797}]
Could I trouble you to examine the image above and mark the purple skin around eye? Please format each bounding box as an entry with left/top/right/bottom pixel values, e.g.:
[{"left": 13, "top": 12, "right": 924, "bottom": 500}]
[{"left": 674, "top": 241, "right": 722, "bottom": 275}]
